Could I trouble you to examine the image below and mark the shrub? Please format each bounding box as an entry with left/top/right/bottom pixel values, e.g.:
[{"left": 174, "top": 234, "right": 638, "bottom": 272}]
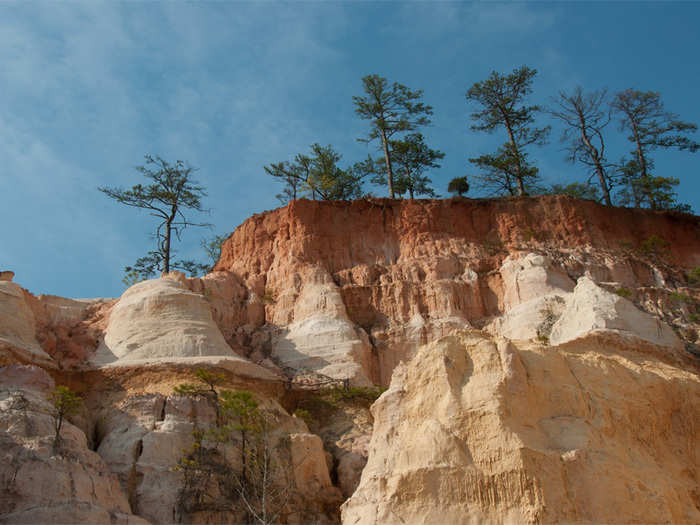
[
  {"left": 262, "top": 289, "right": 276, "bottom": 304},
  {"left": 615, "top": 287, "right": 633, "bottom": 298},
  {"left": 670, "top": 292, "right": 695, "bottom": 305},
  {"left": 639, "top": 235, "right": 668, "bottom": 257},
  {"left": 292, "top": 408, "right": 314, "bottom": 428},
  {"left": 47, "top": 386, "right": 82, "bottom": 450},
  {"left": 326, "top": 385, "right": 385, "bottom": 405},
  {"left": 174, "top": 371, "right": 293, "bottom": 524},
  {"left": 688, "top": 267, "right": 700, "bottom": 286}
]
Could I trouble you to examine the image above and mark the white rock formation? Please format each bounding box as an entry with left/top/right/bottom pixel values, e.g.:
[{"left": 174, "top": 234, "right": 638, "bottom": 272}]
[
  {"left": 550, "top": 276, "right": 683, "bottom": 350},
  {"left": 270, "top": 268, "right": 374, "bottom": 385},
  {"left": 92, "top": 277, "right": 276, "bottom": 380},
  {"left": 487, "top": 294, "right": 568, "bottom": 341},
  {"left": 0, "top": 388, "right": 146, "bottom": 524},
  {"left": 500, "top": 253, "right": 575, "bottom": 310},
  {"left": 0, "top": 281, "right": 52, "bottom": 364},
  {"left": 342, "top": 330, "right": 700, "bottom": 524}
]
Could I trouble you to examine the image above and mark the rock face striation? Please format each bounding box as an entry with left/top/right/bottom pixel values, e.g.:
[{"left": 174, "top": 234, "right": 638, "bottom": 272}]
[{"left": 1, "top": 196, "right": 699, "bottom": 524}]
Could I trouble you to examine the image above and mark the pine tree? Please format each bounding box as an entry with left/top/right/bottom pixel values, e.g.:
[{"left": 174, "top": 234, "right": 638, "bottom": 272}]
[
  {"left": 99, "top": 155, "right": 210, "bottom": 280},
  {"left": 354, "top": 74, "right": 433, "bottom": 198},
  {"left": 466, "top": 66, "right": 550, "bottom": 196},
  {"left": 612, "top": 89, "right": 698, "bottom": 210},
  {"left": 371, "top": 133, "right": 443, "bottom": 198}
]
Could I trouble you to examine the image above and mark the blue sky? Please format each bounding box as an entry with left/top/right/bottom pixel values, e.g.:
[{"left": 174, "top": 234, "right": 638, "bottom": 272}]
[{"left": 2, "top": 1, "right": 699, "bottom": 298}]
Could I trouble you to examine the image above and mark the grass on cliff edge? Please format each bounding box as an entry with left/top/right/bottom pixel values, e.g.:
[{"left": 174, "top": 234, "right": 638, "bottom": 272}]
[{"left": 293, "top": 385, "right": 385, "bottom": 429}]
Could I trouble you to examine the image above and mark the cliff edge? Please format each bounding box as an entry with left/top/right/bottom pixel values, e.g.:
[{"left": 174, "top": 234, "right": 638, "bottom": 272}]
[{"left": 1, "top": 196, "right": 699, "bottom": 524}]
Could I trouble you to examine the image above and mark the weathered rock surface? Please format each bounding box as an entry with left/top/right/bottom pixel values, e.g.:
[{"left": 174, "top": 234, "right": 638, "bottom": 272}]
[
  {"left": 550, "top": 276, "right": 683, "bottom": 350},
  {"left": 342, "top": 331, "right": 700, "bottom": 524},
  {"left": 0, "top": 281, "right": 52, "bottom": 365},
  {"left": 91, "top": 276, "right": 277, "bottom": 382},
  {"left": 1, "top": 196, "right": 699, "bottom": 524},
  {"left": 0, "top": 381, "right": 146, "bottom": 524},
  {"left": 215, "top": 197, "right": 700, "bottom": 384}
]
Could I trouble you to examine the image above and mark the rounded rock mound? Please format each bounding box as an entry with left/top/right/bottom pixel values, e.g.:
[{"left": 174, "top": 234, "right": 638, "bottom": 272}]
[{"left": 92, "top": 277, "right": 272, "bottom": 379}]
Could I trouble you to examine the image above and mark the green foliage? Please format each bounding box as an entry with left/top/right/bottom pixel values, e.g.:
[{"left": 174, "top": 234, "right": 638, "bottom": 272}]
[
  {"left": 173, "top": 368, "right": 225, "bottom": 398},
  {"left": 688, "top": 267, "right": 700, "bottom": 286},
  {"left": 121, "top": 251, "right": 209, "bottom": 283},
  {"left": 173, "top": 376, "right": 292, "bottom": 524},
  {"left": 353, "top": 74, "right": 433, "bottom": 198},
  {"left": 175, "top": 369, "right": 227, "bottom": 423},
  {"left": 615, "top": 287, "right": 634, "bottom": 298},
  {"left": 293, "top": 384, "right": 385, "bottom": 429},
  {"left": 618, "top": 240, "right": 635, "bottom": 252},
  {"left": 447, "top": 176, "right": 470, "bottom": 197},
  {"left": 47, "top": 386, "right": 82, "bottom": 449},
  {"left": 306, "top": 143, "right": 365, "bottom": 200},
  {"left": 220, "top": 390, "right": 261, "bottom": 431},
  {"left": 292, "top": 409, "right": 314, "bottom": 428},
  {"left": 265, "top": 143, "right": 364, "bottom": 203},
  {"left": 466, "top": 66, "right": 550, "bottom": 196},
  {"left": 262, "top": 289, "right": 276, "bottom": 304},
  {"left": 326, "top": 385, "right": 385, "bottom": 405},
  {"left": 616, "top": 166, "right": 688, "bottom": 212},
  {"left": 370, "top": 133, "right": 443, "bottom": 198},
  {"left": 547, "top": 182, "right": 601, "bottom": 202},
  {"left": 670, "top": 292, "right": 695, "bottom": 305},
  {"left": 122, "top": 269, "right": 145, "bottom": 287},
  {"left": 295, "top": 393, "right": 338, "bottom": 419},
  {"left": 100, "top": 155, "right": 211, "bottom": 280},
  {"left": 639, "top": 235, "right": 668, "bottom": 257},
  {"left": 201, "top": 234, "right": 228, "bottom": 269},
  {"left": 522, "top": 227, "right": 538, "bottom": 241},
  {"left": 468, "top": 145, "right": 540, "bottom": 197},
  {"left": 612, "top": 89, "right": 698, "bottom": 211}
]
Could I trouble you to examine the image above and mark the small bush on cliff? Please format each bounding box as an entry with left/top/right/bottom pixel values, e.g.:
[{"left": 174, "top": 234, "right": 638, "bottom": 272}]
[
  {"left": 47, "top": 386, "right": 82, "bottom": 451},
  {"left": 174, "top": 371, "right": 295, "bottom": 524},
  {"left": 615, "top": 287, "right": 634, "bottom": 299},
  {"left": 639, "top": 235, "right": 668, "bottom": 257},
  {"left": 670, "top": 292, "right": 695, "bottom": 305},
  {"left": 326, "top": 385, "right": 385, "bottom": 406},
  {"left": 292, "top": 408, "right": 314, "bottom": 428},
  {"left": 175, "top": 369, "right": 226, "bottom": 424},
  {"left": 448, "top": 176, "right": 469, "bottom": 197},
  {"left": 688, "top": 267, "right": 700, "bottom": 286},
  {"left": 262, "top": 289, "right": 277, "bottom": 304}
]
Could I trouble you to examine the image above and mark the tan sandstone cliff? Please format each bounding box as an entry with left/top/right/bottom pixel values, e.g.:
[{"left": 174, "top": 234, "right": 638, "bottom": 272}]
[{"left": 1, "top": 195, "right": 699, "bottom": 524}]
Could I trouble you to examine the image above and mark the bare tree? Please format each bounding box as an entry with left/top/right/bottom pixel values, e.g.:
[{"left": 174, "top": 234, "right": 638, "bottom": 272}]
[{"left": 550, "top": 87, "right": 614, "bottom": 205}]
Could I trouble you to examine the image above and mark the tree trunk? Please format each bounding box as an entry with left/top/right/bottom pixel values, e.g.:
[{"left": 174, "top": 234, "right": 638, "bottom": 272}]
[
  {"left": 629, "top": 121, "right": 655, "bottom": 209},
  {"left": 579, "top": 125, "right": 612, "bottom": 206},
  {"left": 241, "top": 430, "right": 247, "bottom": 483},
  {"left": 164, "top": 206, "right": 177, "bottom": 273},
  {"left": 504, "top": 119, "right": 525, "bottom": 196},
  {"left": 381, "top": 129, "right": 395, "bottom": 198},
  {"left": 595, "top": 164, "right": 612, "bottom": 206}
]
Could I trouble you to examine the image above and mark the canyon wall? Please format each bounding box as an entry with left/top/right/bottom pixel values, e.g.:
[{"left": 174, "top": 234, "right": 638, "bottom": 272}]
[{"left": 1, "top": 196, "right": 699, "bottom": 524}]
